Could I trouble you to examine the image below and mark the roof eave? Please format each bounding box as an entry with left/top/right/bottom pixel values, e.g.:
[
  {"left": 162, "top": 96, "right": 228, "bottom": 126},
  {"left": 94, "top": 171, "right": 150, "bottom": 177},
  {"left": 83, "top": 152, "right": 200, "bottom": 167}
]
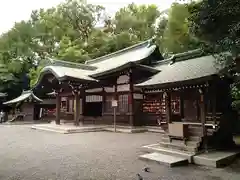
[
  {"left": 85, "top": 38, "right": 155, "bottom": 65},
  {"left": 59, "top": 76, "right": 98, "bottom": 83},
  {"left": 3, "top": 91, "right": 42, "bottom": 105},
  {"left": 90, "top": 62, "right": 134, "bottom": 78},
  {"left": 91, "top": 61, "right": 159, "bottom": 79},
  {"left": 136, "top": 75, "right": 217, "bottom": 89}
]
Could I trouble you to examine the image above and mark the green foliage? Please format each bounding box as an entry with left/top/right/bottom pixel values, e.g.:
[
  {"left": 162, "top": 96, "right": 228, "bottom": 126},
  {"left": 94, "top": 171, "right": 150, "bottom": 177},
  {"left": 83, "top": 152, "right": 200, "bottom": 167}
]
[
  {"left": 28, "top": 66, "right": 43, "bottom": 88},
  {"left": 114, "top": 3, "right": 160, "bottom": 41},
  {"left": 188, "top": 0, "right": 240, "bottom": 109},
  {"left": 162, "top": 3, "right": 201, "bottom": 54},
  {"left": 0, "top": 0, "right": 204, "bottom": 98}
]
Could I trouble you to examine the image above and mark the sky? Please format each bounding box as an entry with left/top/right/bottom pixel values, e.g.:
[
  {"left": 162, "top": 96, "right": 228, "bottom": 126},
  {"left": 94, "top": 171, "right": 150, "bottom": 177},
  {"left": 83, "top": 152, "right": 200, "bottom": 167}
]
[{"left": 0, "top": 0, "right": 177, "bottom": 34}]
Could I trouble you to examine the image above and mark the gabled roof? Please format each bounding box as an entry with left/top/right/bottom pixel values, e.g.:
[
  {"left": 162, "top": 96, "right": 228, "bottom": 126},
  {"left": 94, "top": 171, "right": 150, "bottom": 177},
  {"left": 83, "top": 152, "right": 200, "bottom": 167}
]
[
  {"left": 86, "top": 39, "right": 160, "bottom": 77},
  {"left": 91, "top": 62, "right": 160, "bottom": 78},
  {"left": 35, "top": 38, "right": 162, "bottom": 86},
  {"left": 136, "top": 49, "right": 224, "bottom": 88},
  {"left": 3, "top": 90, "right": 42, "bottom": 105}
]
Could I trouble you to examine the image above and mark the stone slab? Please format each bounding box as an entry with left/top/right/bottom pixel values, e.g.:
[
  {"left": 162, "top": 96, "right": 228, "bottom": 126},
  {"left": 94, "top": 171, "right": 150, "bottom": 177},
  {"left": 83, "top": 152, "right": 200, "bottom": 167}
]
[
  {"left": 31, "top": 124, "right": 147, "bottom": 134},
  {"left": 193, "top": 151, "right": 240, "bottom": 168},
  {"left": 31, "top": 124, "right": 106, "bottom": 134},
  {"left": 139, "top": 152, "right": 188, "bottom": 167},
  {"left": 142, "top": 144, "right": 195, "bottom": 163},
  {"left": 104, "top": 127, "right": 147, "bottom": 133}
]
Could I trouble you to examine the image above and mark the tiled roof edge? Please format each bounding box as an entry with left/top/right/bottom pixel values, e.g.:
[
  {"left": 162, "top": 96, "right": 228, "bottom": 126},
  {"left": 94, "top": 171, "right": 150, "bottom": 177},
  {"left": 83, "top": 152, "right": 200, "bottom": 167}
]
[
  {"left": 48, "top": 58, "right": 97, "bottom": 71},
  {"left": 85, "top": 38, "right": 155, "bottom": 65}
]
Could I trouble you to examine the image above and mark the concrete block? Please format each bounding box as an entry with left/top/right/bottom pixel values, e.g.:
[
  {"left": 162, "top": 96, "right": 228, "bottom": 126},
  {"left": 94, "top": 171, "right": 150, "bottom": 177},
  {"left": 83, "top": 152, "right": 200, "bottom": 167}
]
[
  {"left": 139, "top": 152, "right": 188, "bottom": 167},
  {"left": 193, "top": 151, "right": 240, "bottom": 168}
]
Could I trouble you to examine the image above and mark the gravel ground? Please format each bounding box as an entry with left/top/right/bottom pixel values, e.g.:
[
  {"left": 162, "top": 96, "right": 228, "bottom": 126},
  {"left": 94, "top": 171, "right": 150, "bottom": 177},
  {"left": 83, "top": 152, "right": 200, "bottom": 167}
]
[{"left": 0, "top": 125, "right": 240, "bottom": 180}]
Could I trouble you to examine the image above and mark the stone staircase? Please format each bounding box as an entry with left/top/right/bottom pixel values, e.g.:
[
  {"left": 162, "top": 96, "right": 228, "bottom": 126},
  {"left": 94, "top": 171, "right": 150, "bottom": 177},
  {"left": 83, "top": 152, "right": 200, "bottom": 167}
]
[
  {"left": 158, "top": 125, "right": 204, "bottom": 154},
  {"left": 139, "top": 121, "right": 229, "bottom": 167}
]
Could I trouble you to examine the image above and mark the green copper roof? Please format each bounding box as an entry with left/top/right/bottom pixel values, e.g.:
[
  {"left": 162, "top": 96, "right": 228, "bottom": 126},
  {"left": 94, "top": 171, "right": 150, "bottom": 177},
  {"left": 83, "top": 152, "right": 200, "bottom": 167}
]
[
  {"left": 3, "top": 90, "right": 42, "bottom": 105},
  {"left": 87, "top": 39, "right": 159, "bottom": 77},
  {"left": 136, "top": 50, "right": 224, "bottom": 88}
]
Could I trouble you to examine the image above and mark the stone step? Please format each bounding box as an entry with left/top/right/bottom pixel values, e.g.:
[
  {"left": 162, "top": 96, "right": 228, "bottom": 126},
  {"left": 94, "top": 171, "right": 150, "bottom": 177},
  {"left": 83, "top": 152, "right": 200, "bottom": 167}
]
[
  {"left": 139, "top": 152, "right": 188, "bottom": 167},
  {"left": 161, "top": 135, "right": 202, "bottom": 145},
  {"left": 142, "top": 144, "right": 195, "bottom": 163},
  {"left": 31, "top": 126, "right": 67, "bottom": 134},
  {"left": 162, "top": 138, "right": 200, "bottom": 147},
  {"left": 31, "top": 125, "right": 105, "bottom": 134},
  {"left": 148, "top": 129, "right": 165, "bottom": 133},
  {"left": 146, "top": 126, "right": 165, "bottom": 133},
  {"left": 193, "top": 151, "right": 239, "bottom": 168},
  {"left": 104, "top": 127, "right": 147, "bottom": 133},
  {"left": 159, "top": 141, "right": 198, "bottom": 153},
  {"left": 68, "top": 127, "right": 104, "bottom": 133}
]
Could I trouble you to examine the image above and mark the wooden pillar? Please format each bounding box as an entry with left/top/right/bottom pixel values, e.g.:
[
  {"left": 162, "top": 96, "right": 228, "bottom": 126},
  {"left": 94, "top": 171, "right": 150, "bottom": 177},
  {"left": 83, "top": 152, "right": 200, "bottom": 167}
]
[
  {"left": 129, "top": 69, "right": 134, "bottom": 127},
  {"left": 55, "top": 93, "right": 61, "bottom": 125},
  {"left": 79, "top": 89, "right": 85, "bottom": 124},
  {"left": 180, "top": 91, "right": 184, "bottom": 121},
  {"left": 114, "top": 81, "right": 118, "bottom": 126},
  {"left": 165, "top": 92, "right": 172, "bottom": 124},
  {"left": 199, "top": 88, "right": 208, "bottom": 151},
  {"left": 102, "top": 87, "right": 105, "bottom": 114},
  {"left": 212, "top": 90, "right": 217, "bottom": 124},
  {"left": 200, "top": 90, "right": 206, "bottom": 136},
  {"left": 74, "top": 92, "right": 80, "bottom": 126}
]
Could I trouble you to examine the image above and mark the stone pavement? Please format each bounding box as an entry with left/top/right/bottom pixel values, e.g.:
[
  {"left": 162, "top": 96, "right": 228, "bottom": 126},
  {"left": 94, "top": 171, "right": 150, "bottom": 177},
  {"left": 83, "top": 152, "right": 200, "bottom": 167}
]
[{"left": 0, "top": 125, "right": 240, "bottom": 180}]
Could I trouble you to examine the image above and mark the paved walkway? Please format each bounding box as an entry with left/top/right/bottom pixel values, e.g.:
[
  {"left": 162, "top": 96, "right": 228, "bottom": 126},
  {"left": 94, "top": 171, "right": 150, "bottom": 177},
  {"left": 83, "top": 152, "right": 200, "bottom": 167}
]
[{"left": 0, "top": 125, "right": 240, "bottom": 180}]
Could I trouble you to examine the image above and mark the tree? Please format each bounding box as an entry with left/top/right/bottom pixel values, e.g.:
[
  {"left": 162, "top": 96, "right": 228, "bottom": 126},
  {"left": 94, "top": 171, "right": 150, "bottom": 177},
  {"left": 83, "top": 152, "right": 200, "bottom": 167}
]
[
  {"left": 155, "top": 16, "right": 168, "bottom": 55},
  {"left": 1, "top": 0, "right": 201, "bottom": 96},
  {"left": 114, "top": 3, "right": 160, "bottom": 41},
  {"left": 162, "top": 3, "right": 201, "bottom": 54},
  {"left": 188, "top": 0, "right": 240, "bottom": 108}
]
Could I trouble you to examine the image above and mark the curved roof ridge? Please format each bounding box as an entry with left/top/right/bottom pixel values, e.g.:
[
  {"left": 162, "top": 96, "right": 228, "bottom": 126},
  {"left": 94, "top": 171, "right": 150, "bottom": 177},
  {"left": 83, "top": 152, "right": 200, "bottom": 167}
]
[
  {"left": 153, "top": 49, "right": 204, "bottom": 67},
  {"left": 48, "top": 58, "right": 97, "bottom": 71},
  {"left": 85, "top": 38, "right": 155, "bottom": 65},
  {"left": 171, "top": 49, "right": 203, "bottom": 62}
]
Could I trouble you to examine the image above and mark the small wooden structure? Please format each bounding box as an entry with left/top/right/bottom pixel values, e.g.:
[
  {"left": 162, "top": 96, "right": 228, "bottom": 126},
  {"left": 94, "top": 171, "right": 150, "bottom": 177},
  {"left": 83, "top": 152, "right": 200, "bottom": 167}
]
[
  {"left": 3, "top": 90, "right": 42, "bottom": 121},
  {"left": 136, "top": 49, "right": 235, "bottom": 153}
]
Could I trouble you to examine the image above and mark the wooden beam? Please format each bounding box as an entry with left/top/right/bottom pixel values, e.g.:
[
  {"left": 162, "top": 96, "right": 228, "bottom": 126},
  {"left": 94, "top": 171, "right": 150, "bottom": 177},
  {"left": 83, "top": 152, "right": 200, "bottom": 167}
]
[
  {"left": 199, "top": 88, "right": 208, "bottom": 152},
  {"left": 200, "top": 91, "right": 206, "bottom": 136},
  {"left": 180, "top": 91, "right": 184, "bottom": 120},
  {"left": 212, "top": 89, "right": 217, "bottom": 125},
  {"left": 165, "top": 92, "right": 172, "bottom": 124},
  {"left": 102, "top": 87, "right": 105, "bottom": 114},
  {"left": 79, "top": 89, "right": 85, "bottom": 125},
  {"left": 55, "top": 93, "right": 61, "bottom": 125},
  {"left": 129, "top": 68, "right": 134, "bottom": 126},
  {"left": 74, "top": 92, "right": 80, "bottom": 126}
]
